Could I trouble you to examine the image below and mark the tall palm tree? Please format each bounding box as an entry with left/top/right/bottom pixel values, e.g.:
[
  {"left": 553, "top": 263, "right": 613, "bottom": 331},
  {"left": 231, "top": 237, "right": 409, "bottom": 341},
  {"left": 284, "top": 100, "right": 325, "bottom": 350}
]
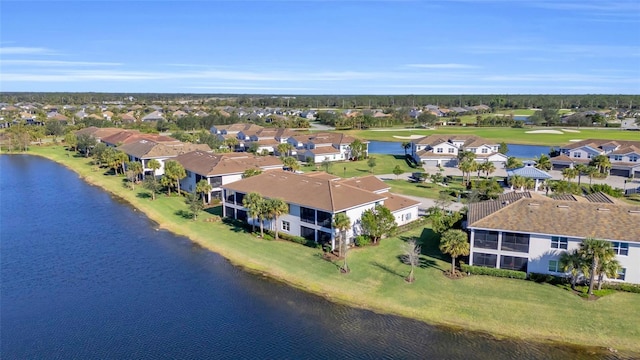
[
  {"left": 242, "top": 192, "right": 264, "bottom": 234},
  {"left": 333, "top": 212, "right": 351, "bottom": 272},
  {"left": 196, "top": 179, "right": 212, "bottom": 205},
  {"left": 585, "top": 165, "right": 598, "bottom": 186},
  {"left": 277, "top": 142, "right": 293, "bottom": 157},
  {"left": 505, "top": 156, "right": 523, "bottom": 170},
  {"left": 459, "top": 160, "right": 476, "bottom": 186},
  {"left": 510, "top": 175, "right": 527, "bottom": 191},
  {"left": 164, "top": 160, "right": 186, "bottom": 195},
  {"left": 579, "top": 238, "right": 615, "bottom": 295},
  {"left": 574, "top": 164, "right": 588, "bottom": 186},
  {"left": 266, "top": 198, "right": 289, "bottom": 240},
  {"left": 535, "top": 154, "right": 552, "bottom": 171},
  {"left": 590, "top": 155, "right": 611, "bottom": 175},
  {"left": 597, "top": 258, "right": 621, "bottom": 290},
  {"left": 479, "top": 161, "right": 496, "bottom": 179},
  {"left": 401, "top": 141, "right": 411, "bottom": 156},
  {"left": 562, "top": 167, "right": 579, "bottom": 182},
  {"left": 439, "top": 229, "right": 470, "bottom": 276},
  {"left": 559, "top": 250, "right": 584, "bottom": 290},
  {"left": 147, "top": 159, "right": 161, "bottom": 179},
  {"left": 282, "top": 156, "right": 300, "bottom": 172}
]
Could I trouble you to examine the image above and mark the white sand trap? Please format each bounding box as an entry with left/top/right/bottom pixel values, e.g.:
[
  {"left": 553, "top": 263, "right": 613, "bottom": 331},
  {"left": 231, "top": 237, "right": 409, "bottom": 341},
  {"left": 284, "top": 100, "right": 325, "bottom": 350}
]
[
  {"left": 569, "top": 139, "right": 583, "bottom": 142},
  {"left": 525, "top": 130, "right": 564, "bottom": 134},
  {"left": 562, "top": 129, "right": 580, "bottom": 133},
  {"left": 393, "top": 135, "right": 425, "bottom": 139}
]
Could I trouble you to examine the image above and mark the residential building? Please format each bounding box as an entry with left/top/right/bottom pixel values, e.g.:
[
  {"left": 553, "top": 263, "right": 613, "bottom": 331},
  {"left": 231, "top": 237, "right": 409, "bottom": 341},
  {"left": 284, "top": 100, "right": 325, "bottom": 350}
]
[
  {"left": 550, "top": 139, "right": 640, "bottom": 178},
  {"left": 101, "top": 131, "right": 179, "bottom": 148},
  {"left": 221, "top": 172, "right": 419, "bottom": 249},
  {"left": 411, "top": 135, "right": 507, "bottom": 167},
  {"left": 118, "top": 140, "right": 210, "bottom": 176},
  {"left": 175, "top": 151, "right": 283, "bottom": 202},
  {"left": 289, "top": 132, "right": 368, "bottom": 163},
  {"left": 467, "top": 192, "right": 640, "bottom": 284}
]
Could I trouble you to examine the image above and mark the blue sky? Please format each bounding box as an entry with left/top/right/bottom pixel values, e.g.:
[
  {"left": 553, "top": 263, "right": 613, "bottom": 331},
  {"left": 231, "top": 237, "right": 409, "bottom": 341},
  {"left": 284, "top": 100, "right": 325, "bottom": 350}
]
[{"left": 1, "top": 0, "right": 639, "bottom": 94}]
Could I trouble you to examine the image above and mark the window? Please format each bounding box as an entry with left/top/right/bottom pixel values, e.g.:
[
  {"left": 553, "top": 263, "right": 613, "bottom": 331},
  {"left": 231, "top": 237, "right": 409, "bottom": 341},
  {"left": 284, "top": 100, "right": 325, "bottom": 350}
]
[
  {"left": 448, "top": 148, "right": 455, "bottom": 153},
  {"left": 631, "top": 156, "right": 638, "bottom": 162},
  {"left": 500, "top": 256, "right": 528, "bottom": 272},
  {"left": 548, "top": 260, "right": 560, "bottom": 272},
  {"left": 551, "top": 236, "right": 568, "bottom": 250},
  {"left": 617, "top": 268, "right": 626, "bottom": 281},
  {"left": 317, "top": 211, "right": 332, "bottom": 228},
  {"left": 437, "top": 148, "right": 443, "bottom": 153},
  {"left": 573, "top": 152, "right": 581, "bottom": 158},
  {"left": 612, "top": 242, "right": 629, "bottom": 256},
  {"left": 282, "top": 220, "right": 290, "bottom": 231},
  {"left": 235, "top": 192, "right": 245, "bottom": 206},
  {"left": 300, "top": 226, "right": 315, "bottom": 241},
  {"left": 300, "top": 207, "right": 315, "bottom": 224},
  {"left": 474, "top": 230, "right": 498, "bottom": 250},
  {"left": 613, "top": 155, "right": 623, "bottom": 161},
  {"left": 473, "top": 253, "right": 497, "bottom": 268},
  {"left": 481, "top": 148, "right": 488, "bottom": 154},
  {"left": 501, "top": 233, "right": 530, "bottom": 253},
  {"left": 405, "top": 212, "right": 411, "bottom": 221}
]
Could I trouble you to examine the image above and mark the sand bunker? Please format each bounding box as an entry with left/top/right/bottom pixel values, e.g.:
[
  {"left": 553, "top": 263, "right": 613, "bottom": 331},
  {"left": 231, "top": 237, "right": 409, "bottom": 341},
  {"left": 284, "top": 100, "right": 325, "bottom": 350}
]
[
  {"left": 562, "top": 129, "right": 580, "bottom": 133},
  {"left": 393, "top": 135, "right": 425, "bottom": 139},
  {"left": 525, "top": 130, "right": 564, "bottom": 134},
  {"left": 569, "top": 139, "right": 583, "bottom": 142}
]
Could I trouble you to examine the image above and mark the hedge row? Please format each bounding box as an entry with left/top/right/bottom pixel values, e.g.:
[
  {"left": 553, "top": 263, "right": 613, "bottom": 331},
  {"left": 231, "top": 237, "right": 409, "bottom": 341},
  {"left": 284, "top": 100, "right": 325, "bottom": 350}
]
[
  {"left": 460, "top": 264, "right": 527, "bottom": 279},
  {"left": 395, "top": 216, "right": 429, "bottom": 234},
  {"left": 601, "top": 282, "right": 640, "bottom": 294}
]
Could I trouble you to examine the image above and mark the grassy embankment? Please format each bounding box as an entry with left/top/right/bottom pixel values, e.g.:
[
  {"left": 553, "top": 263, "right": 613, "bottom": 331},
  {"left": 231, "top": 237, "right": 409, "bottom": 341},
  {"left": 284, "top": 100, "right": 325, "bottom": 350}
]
[
  {"left": 311, "top": 153, "right": 414, "bottom": 178},
  {"left": 23, "top": 145, "right": 640, "bottom": 355},
  {"left": 344, "top": 127, "right": 639, "bottom": 146}
]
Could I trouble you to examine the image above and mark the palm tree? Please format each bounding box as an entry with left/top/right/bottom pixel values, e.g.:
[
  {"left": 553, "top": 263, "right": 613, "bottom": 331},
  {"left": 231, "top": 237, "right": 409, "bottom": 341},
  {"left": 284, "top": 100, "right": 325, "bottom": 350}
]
[
  {"left": 164, "top": 160, "right": 186, "bottom": 195},
  {"left": 535, "top": 154, "right": 552, "bottom": 171},
  {"left": 282, "top": 156, "right": 300, "bottom": 172},
  {"left": 147, "top": 159, "right": 161, "bottom": 179},
  {"left": 277, "top": 142, "right": 293, "bottom": 157},
  {"left": 479, "top": 161, "right": 496, "bottom": 179},
  {"left": 590, "top": 154, "right": 611, "bottom": 175},
  {"left": 559, "top": 250, "right": 584, "bottom": 290},
  {"left": 562, "top": 167, "right": 579, "bottom": 182},
  {"left": 505, "top": 156, "right": 523, "bottom": 170},
  {"left": 224, "top": 137, "right": 239, "bottom": 151},
  {"left": 196, "top": 179, "right": 212, "bottom": 205},
  {"left": 242, "top": 192, "right": 264, "bottom": 234},
  {"left": 401, "top": 141, "right": 411, "bottom": 156},
  {"left": 575, "top": 164, "right": 588, "bottom": 186},
  {"left": 266, "top": 198, "right": 289, "bottom": 240},
  {"left": 585, "top": 165, "right": 598, "bottom": 186},
  {"left": 510, "top": 175, "right": 526, "bottom": 191},
  {"left": 459, "top": 160, "right": 476, "bottom": 186},
  {"left": 439, "top": 229, "right": 470, "bottom": 276},
  {"left": 597, "top": 258, "right": 621, "bottom": 291},
  {"left": 333, "top": 212, "right": 351, "bottom": 272},
  {"left": 579, "top": 238, "right": 615, "bottom": 296}
]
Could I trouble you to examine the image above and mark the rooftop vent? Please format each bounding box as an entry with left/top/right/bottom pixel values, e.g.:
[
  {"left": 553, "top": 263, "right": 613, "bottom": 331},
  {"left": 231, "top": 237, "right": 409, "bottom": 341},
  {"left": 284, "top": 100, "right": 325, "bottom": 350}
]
[
  {"left": 597, "top": 208, "right": 610, "bottom": 211},
  {"left": 528, "top": 202, "right": 540, "bottom": 206},
  {"left": 557, "top": 205, "right": 570, "bottom": 208},
  {"left": 628, "top": 210, "right": 640, "bottom": 214}
]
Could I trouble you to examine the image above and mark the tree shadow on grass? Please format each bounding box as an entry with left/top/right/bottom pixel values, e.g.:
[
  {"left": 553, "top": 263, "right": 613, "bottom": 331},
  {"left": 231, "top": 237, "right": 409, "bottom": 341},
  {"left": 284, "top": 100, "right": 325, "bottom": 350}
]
[
  {"left": 395, "top": 254, "right": 440, "bottom": 271},
  {"left": 136, "top": 192, "right": 151, "bottom": 199},
  {"left": 204, "top": 205, "right": 223, "bottom": 217},
  {"left": 175, "top": 209, "right": 193, "bottom": 219},
  {"left": 371, "top": 261, "right": 405, "bottom": 279},
  {"left": 222, "top": 218, "right": 251, "bottom": 233}
]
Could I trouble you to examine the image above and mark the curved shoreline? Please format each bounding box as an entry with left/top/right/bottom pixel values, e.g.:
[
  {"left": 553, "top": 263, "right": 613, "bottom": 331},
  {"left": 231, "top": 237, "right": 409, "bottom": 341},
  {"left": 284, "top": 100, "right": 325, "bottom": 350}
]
[{"left": 8, "top": 149, "right": 638, "bottom": 357}]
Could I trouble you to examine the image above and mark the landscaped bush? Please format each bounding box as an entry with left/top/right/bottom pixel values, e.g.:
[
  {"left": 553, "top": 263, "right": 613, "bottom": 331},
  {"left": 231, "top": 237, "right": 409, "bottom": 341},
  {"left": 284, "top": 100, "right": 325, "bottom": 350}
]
[
  {"left": 460, "top": 264, "right": 527, "bottom": 279},
  {"left": 354, "top": 235, "right": 372, "bottom": 247},
  {"left": 395, "top": 216, "right": 429, "bottom": 234},
  {"left": 601, "top": 282, "right": 640, "bottom": 294},
  {"left": 278, "top": 232, "right": 320, "bottom": 249},
  {"left": 588, "top": 184, "right": 624, "bottom": 197},
  {"left": 528, "top": 272, "right": 567, "bottom": 285}
]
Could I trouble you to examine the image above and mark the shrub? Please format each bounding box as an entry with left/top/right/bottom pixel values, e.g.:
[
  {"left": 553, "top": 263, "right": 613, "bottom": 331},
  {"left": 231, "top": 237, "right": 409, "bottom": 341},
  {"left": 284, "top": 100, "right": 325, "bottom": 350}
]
[
  {"left": 601, "top": 282, "right": 640, "bottom": 294},
  {"left": 528, "top": 272, "right": 567, "bottom": 285},
  {"left": 395, "top": 216, "right": 429, "bottom": 234},
  {"left": 354, "top": 235, "right": 372, "bottom": 247},
  {"left": 278, "top": 232, "right": 320, "bottom": 249},
  {"left": 460, "top": 264, "right": 527, "bottom": 279}
]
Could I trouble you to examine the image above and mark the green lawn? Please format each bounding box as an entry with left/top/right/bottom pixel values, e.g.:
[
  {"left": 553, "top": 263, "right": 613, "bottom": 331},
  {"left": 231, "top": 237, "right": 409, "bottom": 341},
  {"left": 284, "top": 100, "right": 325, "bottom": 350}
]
[
  {"left": 384, "top": 179, "right": 465, "bottom": 201},
  {"left": 20, "top": 145, "right": 640, "bottom": 356},
  {"left": 305, "top": 154, "right": 414, "bottom": 178},
  {"left": 345, "top": 127, "right": 639, "bottom": 146}
]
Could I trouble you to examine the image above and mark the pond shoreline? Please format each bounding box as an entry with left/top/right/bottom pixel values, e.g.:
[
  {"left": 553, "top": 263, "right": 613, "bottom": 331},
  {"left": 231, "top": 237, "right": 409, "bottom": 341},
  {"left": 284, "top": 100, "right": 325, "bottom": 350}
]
[{"left": 7, "top": 147, "right": 636, "bottom": 358}]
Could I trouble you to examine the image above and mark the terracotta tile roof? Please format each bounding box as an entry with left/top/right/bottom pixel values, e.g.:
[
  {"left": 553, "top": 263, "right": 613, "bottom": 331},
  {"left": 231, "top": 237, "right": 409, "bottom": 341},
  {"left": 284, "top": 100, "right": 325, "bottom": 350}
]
[
  {"left": 75, "top": 127, "right": 125, "bottom": 140},
  {"left": 467, "top": 192, "right": 531, "bottom": 224},
  {"left": 102, "top": 131, "right": 179, "bottom": 146},
  {"left": 383, "top": 194, "right": 420, "bottom": 212},
  {"left": 175, "top": 151, "right": 283, "bottom": 176},
  {"left": 468, "top": 195, "right": 640, "bottom": 242},
  {"left": 551, "top": 194, "right": 578, "bottom": 201},
  {"left": 584, "top": 192, "right": 616, "bottom": 204},
  {"left": 308, "top": 147, "right": 341, "bottom": 155},
  {"left": 118, "top": 140, "right": 210, "bottom": 159},
  {"left": 223, "top": 171, "right": 386, "bottom": 212},
  {"left": 216, "top": 123, "right": 264, "bottom": 133},
  {"left": 611, "top": 145, "right": 640, "bottom": 155},
  {"left": 562, "top": 139, "right": 640, "bottom": 151},
  {"left": 339, "top": 175, "right": 390, "bottom": 193}
]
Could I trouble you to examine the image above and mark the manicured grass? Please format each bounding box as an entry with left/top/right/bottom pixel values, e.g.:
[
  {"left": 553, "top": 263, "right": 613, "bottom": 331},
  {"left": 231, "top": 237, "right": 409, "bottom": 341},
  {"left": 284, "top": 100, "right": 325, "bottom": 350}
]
[
  {"left": 21, "top": 145, "right": 640, "bottom": 355},
  {"left": 345, "top": 127, "right": 639, "bottom": 146},
  {"left": 304, "top": 154, "right": 415, "bottom": 178},
  {"left": 384, "top": 179, "right": 465, "bottom": 201}
]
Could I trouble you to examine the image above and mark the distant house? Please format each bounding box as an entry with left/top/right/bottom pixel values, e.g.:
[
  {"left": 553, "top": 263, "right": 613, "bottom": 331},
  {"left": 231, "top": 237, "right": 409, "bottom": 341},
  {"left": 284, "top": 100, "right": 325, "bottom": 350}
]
[
  {"left": 550, "top": 139, "right": 640, "bottom": 178},
  {"left": 210, "top": 123, "right": 264, "bottom": 136},
  {"left": 289, "top": 132, "right": 368, "bottom": 163},
  {"left": 221, "top": 172, "right": 419, "bottom": 250},
  {"left": 101, "top": 131, "right": 179, "bottom": 148},
  {"left": 141, "top": 110, "right": 164, "bottom": 122},
  {"left": 467, "top": 192, "right": 640, "bottom": 284},
  {"left": 75, "top": 127, "right": 126, "bottom": 142},
  {"left": 411, "top": 135, "right": 507, "bottom": 168}
]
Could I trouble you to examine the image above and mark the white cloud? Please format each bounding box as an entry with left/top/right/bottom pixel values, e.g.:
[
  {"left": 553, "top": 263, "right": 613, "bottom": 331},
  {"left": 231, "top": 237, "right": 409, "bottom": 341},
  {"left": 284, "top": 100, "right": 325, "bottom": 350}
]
[
  {"left": 0, "top": 47, "right": 55, "bottom": 55},
  {"left": 1, "top": 60, "right": 122, "bottom": 66},
  {"left": 405, "top": 63, "right": 479, "bottom": 69}
]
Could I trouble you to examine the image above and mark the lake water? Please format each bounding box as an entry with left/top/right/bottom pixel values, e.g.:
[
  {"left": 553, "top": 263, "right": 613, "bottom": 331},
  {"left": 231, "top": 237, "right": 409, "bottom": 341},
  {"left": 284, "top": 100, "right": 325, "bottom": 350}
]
[
  {"left": 369, "top": 141, "right": 551, "bottom": 159},
  {"left": 0, "top": 155, "right": 613, "bottom": 359}
]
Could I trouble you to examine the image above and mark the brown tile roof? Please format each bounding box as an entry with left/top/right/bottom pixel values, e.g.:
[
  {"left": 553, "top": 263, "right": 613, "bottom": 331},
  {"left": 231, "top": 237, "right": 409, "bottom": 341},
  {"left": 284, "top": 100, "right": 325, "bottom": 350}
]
[
  {"left": 102, "top": 131, "right": 179, "bottom": 146},
  {"left": 562, "top": 139, "right": 640, "bottom": 151},
  {"left": 550, "top": 154, "right": 590, "bottom": 164},
  {"left": 339, "top": 175, "right": 390, "bottom": 193},
  {"left": 468, "top": 195, "right": 640, "bottom": 242},
  {"left": 303, "top": 172, "right": 341, "bottom": 181},
  {"left": 175, "top": 151, "right": 283, "bottom": 176},
  {"left": 216, "top": 123, "right": 264, "bottom": 133},
  {"left": 306, "top": 132, "right": 364, "bottom": 145},
  {"left": 611, "top": 145, "right": 640, "bottom": 155},
  {"left": 383, "top": 194, "right": 420, "bottom": 212},
  {"left": 467, "top": 192, "right": 531, "bottom": 224},
  {"left": 411, "top": 134, "right": 496, "bottom": 148},
  {"left": 118, "top": 140, "right": 211, "bottom": 159},
  {"left": 584, "top": 192, "right": 616, "bottom": 204},
  {"left": 551, "top": 194, "right": 578, "bottom": 201},
  {"left": 308, "top": 147, "right": 341, "bottom": 155},
  {"left": 223, "top": 171, "right": 386, "bottom": 212},
  {"left": 75, "top": 127, "right": 124, "bottom": 140}
]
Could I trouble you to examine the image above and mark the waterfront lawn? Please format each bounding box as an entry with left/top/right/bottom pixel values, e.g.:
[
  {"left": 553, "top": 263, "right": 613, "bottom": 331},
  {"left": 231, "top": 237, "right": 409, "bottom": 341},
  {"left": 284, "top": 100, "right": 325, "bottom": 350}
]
[
  {"left": 344, "top": 127, "right": 640, "bottom": 146},
  {"left": 384, "top": 179, "right": 464, "bottom": 201},
  {"left": 306, "top": 154, "right": 414, "bottom": 178},
  {"left": 28, "top": 146, "right": 640, "bottom": 355}
]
